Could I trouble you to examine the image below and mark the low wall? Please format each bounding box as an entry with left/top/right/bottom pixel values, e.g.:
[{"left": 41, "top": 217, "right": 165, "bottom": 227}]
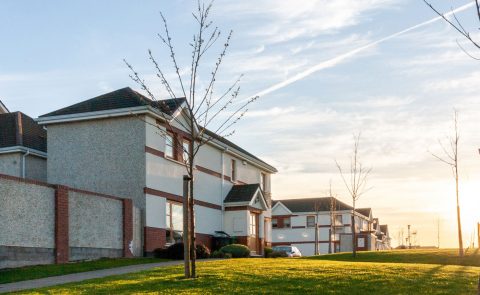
[{"left": 0, "top": 173, "right": 133, "bottom": 269}]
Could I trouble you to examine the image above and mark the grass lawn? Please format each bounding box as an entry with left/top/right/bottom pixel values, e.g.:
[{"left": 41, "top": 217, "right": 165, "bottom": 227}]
[
  {"left": 0, "top": 258, "right": 168, "bottom": 284},
  {"left": 309, "top": 248, "right": 480, "bottom": 267},
  {"left": 14, "top": 251, "right": 480, "bottom": 294}
]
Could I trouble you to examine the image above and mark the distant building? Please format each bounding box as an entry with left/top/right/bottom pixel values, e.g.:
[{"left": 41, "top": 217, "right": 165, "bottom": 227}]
[{"left": 271, "top": 197, "right": 382, "bottom": 256}]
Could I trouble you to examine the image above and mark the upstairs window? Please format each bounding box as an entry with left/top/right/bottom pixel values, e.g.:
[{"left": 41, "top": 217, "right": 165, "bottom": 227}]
[
  {"left": 260, "top": 172, "right": 267, "bottom": 191},
  {"left": 306, "top": 216, "right": 316, "bottom": 228},
  {"left": 283, "top": 217, "right": 291, "bottom": 228},
  {"left": 182, "top": 139, "right": 190, "bottom": 164},
  {"left": 231, "top": 159, "right": 237, "bottom": 181},
  {"left": 165, "top": 133, "right": 174, "bottom": 158},
  {"left": 335, "top": 214, "right": 343, "bottom": 225},
  {"left": 272, "top": 218, "right": 278, "bottom": 228}
]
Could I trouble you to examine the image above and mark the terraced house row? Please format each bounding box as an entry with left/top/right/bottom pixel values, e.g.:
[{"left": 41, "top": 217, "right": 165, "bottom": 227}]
[{"left": 0, "top": 88, "right": 389, "bottom": 268}]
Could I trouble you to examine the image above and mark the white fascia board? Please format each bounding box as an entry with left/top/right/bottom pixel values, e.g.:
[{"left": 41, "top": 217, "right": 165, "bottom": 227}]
[
  {"left": 271, "top": 201, "right": 292, "bottom": 215},
  {"left": 224, "top": 201, "right": 250, "bottom": 207},
  {"left": 249, "top": 189, "right": 268, "bottom": 210},
  {"left": 0, "top": 100, "right": 9, "bottom": 113},
  {"left": 36, "top": 106, "right": 151, "bottom": 125},
  {"left": 35, "top": 104, "right": 276, "bottom": 173},
  {"left": 206, "top": 139, "right": 277, "bottom": 174},
  {"left": 0, "top": 146, "right": 47, "bottom": 158}
]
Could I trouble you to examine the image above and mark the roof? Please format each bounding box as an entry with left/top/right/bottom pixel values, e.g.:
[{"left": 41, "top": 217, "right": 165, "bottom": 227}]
[
  {"left": 39, "top": 87, "right": 185, "bottom": 118},
  {"left": 39, "top": 87, "right": 277, "bottom": 172},
  {"left": 273, "top": 197, "right": 352, "bottom": 213},
  {"left": 224, "top": 184, "right": 261, "bottom": 203},
  {"left": 0, "top": 100, "right": 9, "bottom": 114},
  {"left": 0, "top": 112, "right": 47, "bottom": 152},
  {"left": 356, "top": 208, "right": 372, "bottom": 218},
  {"left": 204, "top": 129, "right": 277, "bottom": 172},
  {"left": 380, "top": 225, "right": 389, "bottom": 234}
]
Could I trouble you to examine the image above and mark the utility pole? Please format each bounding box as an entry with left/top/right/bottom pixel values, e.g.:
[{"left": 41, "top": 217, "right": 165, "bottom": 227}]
[
  {"left": 477, "top": 222, "right": 480, "bottom": 249},
  {"left": 437, "top": 218, "right": 440, "bottom": 249},
  {"left": 408, "top": 225, "right": 411, "bottom": 249}
]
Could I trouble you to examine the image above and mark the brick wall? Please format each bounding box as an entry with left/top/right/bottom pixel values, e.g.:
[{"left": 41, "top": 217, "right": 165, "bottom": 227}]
[
  {"left": 144, "top": 227, "right": 166, "bottom": 254},
  {"left": 0, "top": 173, "right": 134, "bottom": 268}
]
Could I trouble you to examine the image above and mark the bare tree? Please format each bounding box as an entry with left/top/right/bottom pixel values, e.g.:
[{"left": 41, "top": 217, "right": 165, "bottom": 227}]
[
  {"left": 335, "top": 133, "right": 371, "bottom": 258},
  {"left": 430, "top": 109, "right": 463, "bottom": 256},
  {"left": 424, "top": 0, "right": 480, "bottom": 60},
  {"left": 328, "top": 182, "right": 337, "bottom": 254},
  {"left": 124, "top": 1, "right": 258, "bottom": 278}
]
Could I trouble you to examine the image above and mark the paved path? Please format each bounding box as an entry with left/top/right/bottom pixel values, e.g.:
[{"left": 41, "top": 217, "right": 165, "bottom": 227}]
[{"left": 0, "top": 260, "right": 185, "bottom": 294}]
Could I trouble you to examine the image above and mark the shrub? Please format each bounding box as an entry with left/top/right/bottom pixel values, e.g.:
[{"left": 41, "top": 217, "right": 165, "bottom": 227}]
[
  {"left": 211, "top": 250, "right": 225, "bottom": 258},
  {"left": 166, "top": 243, "right": 185, "bottom": 260},
  {"left": 164, "top": 243, "right": 211, "bottom": 260},
  {"left": 224, "top": 253, "right": 232, "bottom": 259},
  {"left": 153, "top": 248, "right": 168, "bottom": 259},
  {"left": 269, "top": 251, "right": 288, "bottom": 258},
  {"left": 220, "top": 244, "right": 250, "bottom": 258},
  {"left": 196, "top": 244, "right": 211, "bottom": 259},
  {"left": 264, "top": 247, "right": 273, "bottom": 258}
]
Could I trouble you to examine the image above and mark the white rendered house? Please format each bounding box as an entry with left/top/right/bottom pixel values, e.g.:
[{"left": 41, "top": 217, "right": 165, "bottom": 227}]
[
  {"left": 36, "top": 87, "right": 277, "bottom": 255},
  {"left": 271, "top": 198, "right": 376, "bottom": 256}
]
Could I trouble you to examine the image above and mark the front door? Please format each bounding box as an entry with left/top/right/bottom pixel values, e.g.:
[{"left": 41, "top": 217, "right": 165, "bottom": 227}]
[{"left": 249, "top": 212, "right": 260, "bottom": 253}]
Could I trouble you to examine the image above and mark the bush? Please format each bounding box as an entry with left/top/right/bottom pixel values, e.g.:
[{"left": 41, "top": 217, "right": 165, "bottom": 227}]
[
  {"left": 269, "top": 251, "right": 288, "bottom": 258},
  {"left": 211, "top": 250, "right": 225, "bottom": 258},
  {"left": 196, "top": 244, "right": 211, "bottom": 259},
  {"left": 166, "top": 243, "right": 185, "bottom": 260},
  {"left": 153, "top": 248, "right": 168, "bottom": 259},
  {"left": 164, "top": 243, "right": 211, "bottom": 260},
  {"left": 224, "top": 253, "right": 232, "bottom": 259},
  {"left": 220, "top": 244, "right": 250, "bottom": 258},
  {"left": 264, "top": 247, "right": 273, "bottom": 258}
]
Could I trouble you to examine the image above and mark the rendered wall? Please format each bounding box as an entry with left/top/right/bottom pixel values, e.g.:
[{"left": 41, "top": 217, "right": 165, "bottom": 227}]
[
  {"left": 0, "top": 177, "right": 55, "bottom": 268},
  {"left": 0, "top": 153, "right": 21, "bottom": 178},
  {"left": 46, "top": 116, "right": 146, "bottom": 209},
  {"left": 25, "top": 154, "right": 47, "bottom": 182},
  {"left": 69, "top": 191, "right": 123, "bottom": 260}
]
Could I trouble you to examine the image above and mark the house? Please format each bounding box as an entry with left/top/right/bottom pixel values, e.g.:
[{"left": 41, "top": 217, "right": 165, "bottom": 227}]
[
  {"left": 34, "top": 87, "right": 277, "bottom": 256},
  {"left": 0, "top": 103, "right": 47, "bottom": 181},
  {"left": 271, "top": 198, "right": 377, "bottom": 256}
]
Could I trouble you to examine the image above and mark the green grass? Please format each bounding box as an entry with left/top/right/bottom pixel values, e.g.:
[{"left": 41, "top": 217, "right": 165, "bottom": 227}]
[
  {"left": 308, "top": 248, "right": 480, "bottom": 267},
  {"left": 14, "top": 251, "right": 480, "bottom": 294},
  {"left": 0, "top": 257, "right": 168, "bottom": 284}
]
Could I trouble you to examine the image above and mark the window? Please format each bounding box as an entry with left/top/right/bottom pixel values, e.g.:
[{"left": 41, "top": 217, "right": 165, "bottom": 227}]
[
  {"left": 182, "top": 139, "right": 190, "bottom": 163},
  {"left": 283, "top": 217, "right": 291, "bottom": 228},
  {"left": 306, "top": 216, "right": 316, "bottom": 228},
  {"left": 272, "top": 218, "right": 278, "bottom": 228},
  {"left": 165, "top": 133, "right": 174, "bottom": 158},
  {"left": 231, "top": 159, "right": 237, "bottom": 181},
  {"left": 250, "top": 213, "right": 257, "bottom": 236},
  {"left": 334, "top": 214, "right": 343, "bottom": 225},
  {"left": 260, "top": 172, "right": 267, "bottom": 191},
  {"left": 166, "top": 201, "right": 183, "bottom": 244}
]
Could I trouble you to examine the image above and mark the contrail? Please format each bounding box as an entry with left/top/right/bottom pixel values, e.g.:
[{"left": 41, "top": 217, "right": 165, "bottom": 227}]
[{"left": 245, "top": 2, "right": 475, "bottom": 100}]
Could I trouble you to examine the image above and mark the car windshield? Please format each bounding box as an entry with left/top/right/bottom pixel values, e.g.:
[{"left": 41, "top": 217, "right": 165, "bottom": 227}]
[{"left": 273, "top": 246, "right": 292, "bottom": 252}]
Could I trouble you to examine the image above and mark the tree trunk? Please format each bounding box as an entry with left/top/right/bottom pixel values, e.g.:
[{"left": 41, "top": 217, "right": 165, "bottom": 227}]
[
  {"left": 352, "top": 208, "right": 357, "bottom": 258},
  {"left": 477, "top": 223, "right": 480, "bottom": 249},
  {"left": 314, "top": 215, "right": 319, "bottom": 255},
  {"left": 182, "top": 176, "right": 191, "bottom": 278},
  {"left": 455, "top": 168, "right": 464, "bottom": 256},
  {"left": 188, "top": 140, "right": 196, "bottom": 278},
  {"left": 328, "top": 229, "right": 332, "bottom": 254}
]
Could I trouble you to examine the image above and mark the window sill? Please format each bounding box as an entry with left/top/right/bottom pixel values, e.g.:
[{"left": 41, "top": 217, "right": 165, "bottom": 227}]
[{"left": 164, "top": 156, "right": 188, "bottom": 167}]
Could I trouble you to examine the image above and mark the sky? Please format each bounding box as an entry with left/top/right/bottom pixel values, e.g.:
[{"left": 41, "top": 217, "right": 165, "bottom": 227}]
[{"left": 1, "top": 0, "right": 480, "bottom": 248}]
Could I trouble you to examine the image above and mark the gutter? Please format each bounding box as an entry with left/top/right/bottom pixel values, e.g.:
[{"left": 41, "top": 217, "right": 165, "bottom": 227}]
[
  {"left": 0, "top": 146, "right": 47, "bottom": 158},
  {"left": 37, "top": 106, "right": 277, "bottom": 173},
  {"left": 220, "top": 147, "right": 227, "bottom": 231}
]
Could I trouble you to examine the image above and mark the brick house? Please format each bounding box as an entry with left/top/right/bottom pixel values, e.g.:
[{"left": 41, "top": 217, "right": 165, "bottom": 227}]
[{"left": 34, "top": 87, "right": 277, "bottom": 256}]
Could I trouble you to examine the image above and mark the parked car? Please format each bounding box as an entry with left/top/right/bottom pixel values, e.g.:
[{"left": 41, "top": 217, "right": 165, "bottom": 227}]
[{"left": 272, "top": 245, "right": 302, "bottom": 257}]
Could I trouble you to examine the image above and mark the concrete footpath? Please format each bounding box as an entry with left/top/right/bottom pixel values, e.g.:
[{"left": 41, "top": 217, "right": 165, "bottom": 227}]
[{"left": 0, "top": 260, "right": 185, "bottom": 293}]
